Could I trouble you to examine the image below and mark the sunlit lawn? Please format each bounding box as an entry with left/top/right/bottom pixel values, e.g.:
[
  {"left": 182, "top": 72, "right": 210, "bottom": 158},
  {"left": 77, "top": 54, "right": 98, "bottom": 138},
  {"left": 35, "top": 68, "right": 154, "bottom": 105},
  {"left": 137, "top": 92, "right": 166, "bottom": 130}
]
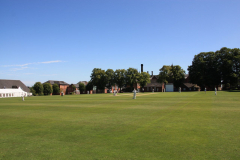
[{"left": 0, "top": 91, "right": 240, "bottom": 159}]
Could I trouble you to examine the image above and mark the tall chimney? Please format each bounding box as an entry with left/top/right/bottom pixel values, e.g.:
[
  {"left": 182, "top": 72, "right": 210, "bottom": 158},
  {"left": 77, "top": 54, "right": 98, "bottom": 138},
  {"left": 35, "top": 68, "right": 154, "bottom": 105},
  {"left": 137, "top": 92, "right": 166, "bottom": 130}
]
[
  {"left": 141, "top": 64, "right": 143, "bottom": 73},
  {"left": 151, "top": 71, "right": 153, "bottom": 76},
  {"left": 147, "top": 71, "right": 149, "bottom": 74}
]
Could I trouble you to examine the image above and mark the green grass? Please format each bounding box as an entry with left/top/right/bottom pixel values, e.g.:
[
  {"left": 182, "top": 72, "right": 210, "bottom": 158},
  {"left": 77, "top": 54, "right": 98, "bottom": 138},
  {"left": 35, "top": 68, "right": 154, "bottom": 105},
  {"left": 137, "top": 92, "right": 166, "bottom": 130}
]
[{"left": 0, "top": 91, "right": 240, "bottom": 160}]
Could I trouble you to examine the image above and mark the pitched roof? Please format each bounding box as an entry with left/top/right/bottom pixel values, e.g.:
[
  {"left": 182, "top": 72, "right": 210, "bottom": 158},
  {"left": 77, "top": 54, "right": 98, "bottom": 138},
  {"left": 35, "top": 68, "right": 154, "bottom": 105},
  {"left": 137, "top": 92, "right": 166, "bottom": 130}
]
[
  {"left": 0, "top": 79, "right": 30, "bottom": 92},
  {"left": 145, "top": 82, "right": 164, "bottom": 87},
  {"left": 44, "top": 80, "right": 69, "bottom": 85},
  {"left": 182, "top": 83, "right": 199, "bottom": 88}
]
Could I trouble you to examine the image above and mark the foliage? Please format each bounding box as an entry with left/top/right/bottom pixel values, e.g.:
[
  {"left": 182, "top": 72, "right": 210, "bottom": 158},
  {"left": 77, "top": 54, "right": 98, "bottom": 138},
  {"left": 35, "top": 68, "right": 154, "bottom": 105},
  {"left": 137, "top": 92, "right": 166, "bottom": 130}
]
[
  {"left": 30, "top": 87, "right": 36, "bottom": 96},
  {"left": 158, "top": 65, "right": 185, "bottom": 88},
  {"left": 188, "top": 47, "right": 240, "bottom": 89},
  {"left": 33, "top": 82, "right": 43, "bottom": 96},
  {"left": 78, "top": 83, "right": 85, "bottom": 91},
  {"left": 43, "top": 83, "right": 53, "bottom": 95},
  {"left": 90, "top": 68, "right": 108, "bottom": 91},
  {"left": 52, "top": 84, "right": 60, "bottom": 95},
  {"left": 171, "top": 65, "right": 186, "bottom": 88},
  {"left": 72, "top": 85, "right": 76, "bottom": 91},
  {"left": 106, "top": 69, "right": 115, "bottom": 89},
  {"left": 158, "top": 65, "right": 173, "bottom": 84},
  {"left": 86, "top": 80, "right": 93, "bottom": 91},
  {"left": 114, "top": 69, "right": 126, "bottom": 92},
  {"left": 125, "top": 68, "right": 140, "bottom": 91},
  {"left": 138, "top": 72, "right": 151, "bottom": 88}
]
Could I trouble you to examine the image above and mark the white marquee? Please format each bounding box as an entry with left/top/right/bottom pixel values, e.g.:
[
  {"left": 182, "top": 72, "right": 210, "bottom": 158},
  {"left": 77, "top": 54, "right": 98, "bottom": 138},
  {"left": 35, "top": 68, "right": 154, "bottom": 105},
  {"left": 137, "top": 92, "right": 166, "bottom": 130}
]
[{"left": 0, "top": 87, "right": 30, "bottom": 98}]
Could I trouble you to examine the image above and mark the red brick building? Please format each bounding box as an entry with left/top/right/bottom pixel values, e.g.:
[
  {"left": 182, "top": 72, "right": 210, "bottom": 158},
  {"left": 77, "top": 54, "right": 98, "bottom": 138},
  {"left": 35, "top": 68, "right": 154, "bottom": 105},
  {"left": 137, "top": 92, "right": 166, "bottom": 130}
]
[{"left": 44, "top": 80, "right": 69, "bottom": 95}]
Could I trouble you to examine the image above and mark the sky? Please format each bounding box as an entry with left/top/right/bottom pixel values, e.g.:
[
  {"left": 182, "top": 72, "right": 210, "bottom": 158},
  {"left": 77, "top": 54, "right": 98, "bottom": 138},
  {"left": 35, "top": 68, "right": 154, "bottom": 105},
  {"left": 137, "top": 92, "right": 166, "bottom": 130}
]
[{"left": 1, "top": 0, "right": 240, "bottom": 86}]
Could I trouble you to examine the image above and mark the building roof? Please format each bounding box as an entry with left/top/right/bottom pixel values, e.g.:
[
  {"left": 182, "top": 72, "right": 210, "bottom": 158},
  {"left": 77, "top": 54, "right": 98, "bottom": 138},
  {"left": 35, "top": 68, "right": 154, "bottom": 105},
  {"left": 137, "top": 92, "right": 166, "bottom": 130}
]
[
  {"left": 146, "top": 83, "right": 164, "bottom": 87},
  {"left": 0, "top": 79, "right": 30, "bottom": 92},
  {"left": 44, "top": 80, "right": 69, "bottom": 85},
  {"left": 182, "top": 83, "right": 200, "bottom": 88}
]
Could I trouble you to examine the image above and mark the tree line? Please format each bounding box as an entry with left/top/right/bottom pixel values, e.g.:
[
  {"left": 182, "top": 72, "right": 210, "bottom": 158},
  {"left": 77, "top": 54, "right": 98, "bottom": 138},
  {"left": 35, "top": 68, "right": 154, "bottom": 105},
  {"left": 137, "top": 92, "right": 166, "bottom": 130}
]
[
  {"left": 188, "top": 47, "right": 240, "bottom": 90},
  {"left": 88, "top": 68, "right": 151, "bottom": 92},
  {"left": 30, "top": 82, "right": 60, "bottom": 96}
]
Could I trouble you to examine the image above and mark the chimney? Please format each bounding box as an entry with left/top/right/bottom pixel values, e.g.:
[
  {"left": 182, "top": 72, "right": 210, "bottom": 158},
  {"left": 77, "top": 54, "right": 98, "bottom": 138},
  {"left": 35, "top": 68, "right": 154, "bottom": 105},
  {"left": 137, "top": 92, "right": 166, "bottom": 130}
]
[
  {"left": 147, "top": 71, "right": 149, "bottom": 74},
  {"left": 151, "top": 71, "right": 153, "bottom": 76},
  {"left": 141, "top": 64, "right": 143, "bottom": 73}
]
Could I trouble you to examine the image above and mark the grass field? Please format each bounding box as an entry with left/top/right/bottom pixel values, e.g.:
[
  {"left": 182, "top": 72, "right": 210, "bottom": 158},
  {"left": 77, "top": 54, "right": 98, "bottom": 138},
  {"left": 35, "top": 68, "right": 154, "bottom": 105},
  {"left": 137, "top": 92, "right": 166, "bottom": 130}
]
[{"left": 0, "top": 91, "right": 240, "bottom": 160}]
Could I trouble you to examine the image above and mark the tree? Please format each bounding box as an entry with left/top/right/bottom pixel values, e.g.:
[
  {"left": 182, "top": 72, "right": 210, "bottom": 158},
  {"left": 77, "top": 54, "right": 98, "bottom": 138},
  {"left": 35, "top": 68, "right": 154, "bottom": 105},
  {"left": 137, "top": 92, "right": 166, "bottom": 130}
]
[
  {"left": 125, "top": 68, "right": 140, "bottom": 91},
  {"left": 90, "top": 68, "right": 108, "bottom": 92},
  {"left": 72, "top": 85, "right": 76, "bottom": 91},
  {"left": 43, "top": 83, "right": 53, "bottom": 95},
  {"left": 52, "top": 83, "right": 60, "bottom": 95},
  {"left": 216, "top": 47, "right": 240, "bottom": 88},
  {"left": 33, "top": 82, "right": 43, "bottom": 96},
  {"left": 158, "top": 65, "right": 185, "bottom": 88},
  {"left": 78, "top": 83, "right": 85, "bottom": 92},
  {"left": 86, "top": 81, "right": 93, "bottom": 91},
  {"left": 114, "top": 69, "right": 126, "bottom": 92},
  {"left": 158, "top": 65, "right": 173, "bottom": 84},
  {"left": 138, "top": 72, "right": 151, "bottom": 89},
  {"left": 188, "top": 51, "right": 222, "bottom": 89},
  {"left": 171, "top": 65, "right": 185, "bottom": 88},
  {"left": 106, "top": 69, "right": 115, "bottom": 89},
  {"left": 30, "top": 87, "right": 36, "bottom": 96}
]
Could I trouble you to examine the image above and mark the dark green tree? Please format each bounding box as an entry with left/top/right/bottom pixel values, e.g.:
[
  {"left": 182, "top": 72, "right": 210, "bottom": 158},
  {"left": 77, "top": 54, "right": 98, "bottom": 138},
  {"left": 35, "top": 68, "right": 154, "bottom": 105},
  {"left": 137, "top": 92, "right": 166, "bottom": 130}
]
[
  {"left": 78, "top": 83, "right": 85, "bottom": 92},
  {"left": 106, "top": 69, "right": 115, "bottom": 89},
  {"left": 33, "top": 82, "right": 43, "bottom": 96},
  {"left": 216, "top": 47, "right": 240, "bottom": 88},
  {"left": 188, "top": 51, "right": 221, "bottom": 89},
  {"left": 125, "top": 68, "right": 140, "bottom": 91},
  {"left": 43, "top": 83, "right": 53, "bottom": 95},
  {"left": 158, "top": 65, "right": 173, "bottom": 84},
  {"left": 30, "top": 87, "right": 36, "bottom": 96},
  {"left": 138, "top": 72, "right": 151, "bottom": 89},
  {"left": 114, "top": 69, "right": 126, "bottom": 92},
  {"left": 171, "top": 65, "right": 186, "bottom": 88},
  {"left": 86, "top": 81, "right": 93, "bottom": 91},
  {"left": 90, "top": 68, "right": 108, "bottom": 92},
  {"left": 52, "top": 83, "right": 60, "bottom": 95},
  {"left": 158, "top": 65, "right": 185, "bottom": 88}
]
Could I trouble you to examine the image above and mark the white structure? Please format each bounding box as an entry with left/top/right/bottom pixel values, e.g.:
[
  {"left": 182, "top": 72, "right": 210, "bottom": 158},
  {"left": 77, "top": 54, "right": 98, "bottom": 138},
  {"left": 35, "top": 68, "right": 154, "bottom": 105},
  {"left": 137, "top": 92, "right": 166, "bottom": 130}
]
[
  {"left": 165, "top": 83, "right": 174, "bottom": 92},
  {"left": 0, "top": 87, "right": 29, "bottom": 98}
]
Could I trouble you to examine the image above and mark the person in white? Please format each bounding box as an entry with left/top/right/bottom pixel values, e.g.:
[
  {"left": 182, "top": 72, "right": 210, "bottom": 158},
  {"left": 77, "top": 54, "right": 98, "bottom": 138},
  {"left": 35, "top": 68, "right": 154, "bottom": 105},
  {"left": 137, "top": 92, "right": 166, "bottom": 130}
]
[
  {"left": 215, "top": 87, "right": 217, "bottom": 95},
  {"left": 133, "top": 89, "right": 136, "bottom": 99},
  {"left": 205, "top": 88, "right": 206, "bottom": 94}
]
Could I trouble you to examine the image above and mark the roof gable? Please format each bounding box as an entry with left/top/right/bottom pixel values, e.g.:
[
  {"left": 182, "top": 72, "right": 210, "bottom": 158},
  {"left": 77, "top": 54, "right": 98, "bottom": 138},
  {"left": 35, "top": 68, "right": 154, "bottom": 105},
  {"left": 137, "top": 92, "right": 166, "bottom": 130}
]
[{"left": 0, "top": 79, "right": 30, "bottom": 92}]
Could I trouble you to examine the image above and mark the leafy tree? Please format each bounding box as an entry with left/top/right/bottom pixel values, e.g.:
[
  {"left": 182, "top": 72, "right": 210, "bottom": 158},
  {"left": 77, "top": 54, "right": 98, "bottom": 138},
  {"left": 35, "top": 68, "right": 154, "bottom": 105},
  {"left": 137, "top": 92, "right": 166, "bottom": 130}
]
[
  {"left": 114, "top": 69, "right": 126, "bottom": 92},
  {"left": 72, "top": 85, "right": 76, "bottom": 91},
  {"left": 78, "top": 83, "right": 85, "bottom": 92},
  {"left": 90, "top": 68, "right": 108, "bottom": 92},
  {"left": 158, "top": 65, "right": 185, "bottom": 88},
  {"left": 43, "top": 83, "right": 53, "bottom": 95},
  {"left": 138, "top": 72, "right": 151, "bottom": 89},
  {"left": 125, "top": 68, "right": 140, "bottom": 91},
  {"left": 86, "top": 81, "right": 93, "bottom": 91},
  {"left": 171, "top": 65, "right": 186, "bottom": 88},
  {"left": 33, "top": 82, "right": 43, "bottom": 96},
  {"left": 106, "top": 69, "right": 115, "bottom": 89},
  {"left": 52, "top": 83, "right": 60, "bottom": 95},
  {"left": 158, "top": 65, "right": 173, "bottom": 84},
  {"left": 216, "top": 47, "right": 240, "bottom": 88},
  {"left": 188, "top": 50, "right": 224, "bottom": 89},
  {"left": 30, "top": 87, "right": 36, "bottom": 96}
]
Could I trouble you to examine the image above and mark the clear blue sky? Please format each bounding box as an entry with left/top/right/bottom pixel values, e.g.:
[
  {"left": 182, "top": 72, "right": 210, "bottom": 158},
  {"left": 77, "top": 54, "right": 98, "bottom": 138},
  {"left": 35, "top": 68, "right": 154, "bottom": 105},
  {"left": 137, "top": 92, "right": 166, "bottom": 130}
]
[{"left": 1, "top": 0, "right": 240, "bottom": 86}]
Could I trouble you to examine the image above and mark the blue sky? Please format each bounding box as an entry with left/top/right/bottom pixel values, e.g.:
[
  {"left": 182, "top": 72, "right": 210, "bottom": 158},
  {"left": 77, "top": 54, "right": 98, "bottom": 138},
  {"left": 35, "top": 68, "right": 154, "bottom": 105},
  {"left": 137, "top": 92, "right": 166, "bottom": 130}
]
[{"left": 1, "top": 0, "right": 240, "bottom": 86}]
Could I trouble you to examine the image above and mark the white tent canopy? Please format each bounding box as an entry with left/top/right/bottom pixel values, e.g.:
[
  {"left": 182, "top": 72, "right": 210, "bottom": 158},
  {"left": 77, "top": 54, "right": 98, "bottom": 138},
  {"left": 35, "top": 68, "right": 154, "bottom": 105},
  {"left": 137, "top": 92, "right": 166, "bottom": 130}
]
[{"left": 0, "top": 87, "right": 28, "bottom": 98}]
